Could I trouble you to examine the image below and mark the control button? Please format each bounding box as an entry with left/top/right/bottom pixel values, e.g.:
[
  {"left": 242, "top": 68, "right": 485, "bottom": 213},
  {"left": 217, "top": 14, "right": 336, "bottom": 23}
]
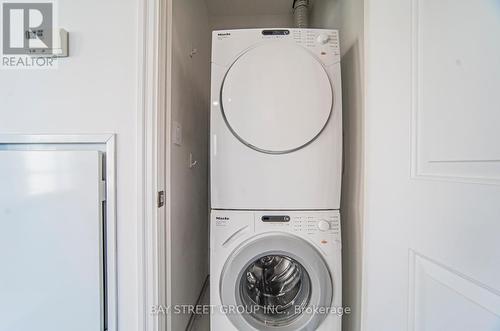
[
  {"left": 316, "top": 34, "right": 330, "bottom": 45},
  {"left": 318, "top": 220, "right": 330, "bottom": 231}
]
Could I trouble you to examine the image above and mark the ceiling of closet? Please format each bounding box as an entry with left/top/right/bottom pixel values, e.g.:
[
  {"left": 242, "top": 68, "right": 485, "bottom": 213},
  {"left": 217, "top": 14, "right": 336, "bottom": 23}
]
[{"left": 204, "top": 0, "right": 294, "bottom": 16}]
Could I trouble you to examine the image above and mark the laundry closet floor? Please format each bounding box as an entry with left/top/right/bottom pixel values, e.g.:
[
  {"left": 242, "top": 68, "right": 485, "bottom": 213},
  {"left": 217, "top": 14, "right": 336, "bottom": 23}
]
[{"left": 188, "top": 284, "right": 210, "bottom": 331}]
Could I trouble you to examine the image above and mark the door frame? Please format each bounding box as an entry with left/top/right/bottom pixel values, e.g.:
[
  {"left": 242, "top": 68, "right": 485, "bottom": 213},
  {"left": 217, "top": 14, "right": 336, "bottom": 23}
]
[
  {"left": 137, "top": 0, "right": 170, "bottom": 330},
  {"left": 0, "top": 133, "right": 118, "bottom": 331}
]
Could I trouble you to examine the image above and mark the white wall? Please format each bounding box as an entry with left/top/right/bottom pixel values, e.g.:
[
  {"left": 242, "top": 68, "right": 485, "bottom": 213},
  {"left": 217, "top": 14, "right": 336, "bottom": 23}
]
[
  {"left": 170, "top": 0, "right": 211, "bottom": 329},
  {"left": 210, "top": 14, "right": 293, "bottom": 30},
  {"left": 0, "top": 0, "right": 139, "bottom": 330},
  {"left": 311, "top": 1, "right": 364, "bottom": 331}
]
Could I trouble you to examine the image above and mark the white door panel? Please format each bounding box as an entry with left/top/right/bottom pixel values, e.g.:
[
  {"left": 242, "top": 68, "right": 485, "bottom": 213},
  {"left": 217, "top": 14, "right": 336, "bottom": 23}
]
[
  {"left": 410, "top": 253, "right": 500, "bottom": 331},
  {"left": 414, "top": 0, "right": 500, "bottom": 182},
  {"left": 364, "top": 0, "right": 500, "bottom": 330},
  {"left": 0, "top": 150, "right": 104, "bottom": 331},
  {"left": 418, "top": 0, "right": 500, "bottom": 162}
]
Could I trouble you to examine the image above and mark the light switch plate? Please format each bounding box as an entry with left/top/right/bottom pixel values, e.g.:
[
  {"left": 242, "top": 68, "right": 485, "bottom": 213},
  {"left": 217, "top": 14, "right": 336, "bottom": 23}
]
[{"left": 173, "top": 121, "right": 182, "bottom": 146}]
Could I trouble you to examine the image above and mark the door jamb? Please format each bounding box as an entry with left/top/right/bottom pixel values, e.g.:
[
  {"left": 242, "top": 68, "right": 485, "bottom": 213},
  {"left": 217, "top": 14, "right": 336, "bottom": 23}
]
[{"left": 137, "top": 0, "right": 170, "bottom": 329}]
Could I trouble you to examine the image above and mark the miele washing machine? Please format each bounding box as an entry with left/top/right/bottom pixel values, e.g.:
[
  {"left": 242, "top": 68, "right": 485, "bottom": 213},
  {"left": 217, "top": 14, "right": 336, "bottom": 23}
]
[{"left": 211, "top": 210, "right": 342, "bottom": 331}]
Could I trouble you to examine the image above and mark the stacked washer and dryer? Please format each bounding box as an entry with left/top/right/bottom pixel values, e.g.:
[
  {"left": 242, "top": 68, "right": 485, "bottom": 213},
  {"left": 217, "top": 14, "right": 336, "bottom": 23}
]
[{"left": 210, "top": 28, "right": 342, "bottom": 331}]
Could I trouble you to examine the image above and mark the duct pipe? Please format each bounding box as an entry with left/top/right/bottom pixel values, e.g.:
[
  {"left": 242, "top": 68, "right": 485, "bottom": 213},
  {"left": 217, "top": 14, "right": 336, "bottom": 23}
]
[{"left": 293, "top": 0, "right": 310, "bottom": 28}]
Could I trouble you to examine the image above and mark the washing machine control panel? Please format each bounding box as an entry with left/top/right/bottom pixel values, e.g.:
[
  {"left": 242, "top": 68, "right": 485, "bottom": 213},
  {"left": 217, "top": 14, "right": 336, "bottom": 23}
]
[
  {"left": 288, "top": 213, "right": 340, "bottom": 235},
  {"left": 255, "top": 211, "right": 342, "bottom": 247},
  {"left": 212, "top": 210, "right": 342, "bottom": 252}
]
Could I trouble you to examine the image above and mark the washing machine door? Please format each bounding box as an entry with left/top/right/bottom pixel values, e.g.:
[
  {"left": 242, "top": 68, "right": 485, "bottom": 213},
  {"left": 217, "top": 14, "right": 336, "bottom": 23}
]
[
  {"left": 221, "top": 42, "right": 333, "bottom": 154},
  {"left": 220, "top": 232, "right": 333, "bottom": 331}
]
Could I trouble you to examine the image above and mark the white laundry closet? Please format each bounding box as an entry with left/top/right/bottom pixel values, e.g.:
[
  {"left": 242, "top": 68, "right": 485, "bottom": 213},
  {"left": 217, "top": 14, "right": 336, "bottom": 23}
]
[{"left": 168, "top": 1, "right": 363, "bottom": 331}]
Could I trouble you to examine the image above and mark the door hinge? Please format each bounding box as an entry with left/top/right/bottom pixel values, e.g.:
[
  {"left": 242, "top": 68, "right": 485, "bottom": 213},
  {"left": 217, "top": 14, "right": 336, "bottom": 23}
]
[{"left": 157, "top": 191, "right": 165, "bottom": 208}]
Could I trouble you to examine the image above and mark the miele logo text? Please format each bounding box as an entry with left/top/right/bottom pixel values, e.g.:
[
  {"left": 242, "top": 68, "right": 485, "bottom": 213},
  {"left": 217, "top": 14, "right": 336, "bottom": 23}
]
[
  {"left": 216, "top": 217, "right": 229, "bottom": 220},
  {"left": 217, "top": 33, "right": 231, "bottom": 36}
]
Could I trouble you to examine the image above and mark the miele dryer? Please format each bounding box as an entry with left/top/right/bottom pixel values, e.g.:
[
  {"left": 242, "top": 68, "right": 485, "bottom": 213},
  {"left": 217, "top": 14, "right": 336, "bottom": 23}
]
[{"left": 210, "top": 28, "right": 342, "bottom": 210}]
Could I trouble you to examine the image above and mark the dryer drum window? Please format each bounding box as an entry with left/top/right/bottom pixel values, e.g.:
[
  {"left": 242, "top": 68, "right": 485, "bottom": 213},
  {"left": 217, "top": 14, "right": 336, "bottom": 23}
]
[{"left": 239, "top": 254, "right": 312, "bottom": 327}]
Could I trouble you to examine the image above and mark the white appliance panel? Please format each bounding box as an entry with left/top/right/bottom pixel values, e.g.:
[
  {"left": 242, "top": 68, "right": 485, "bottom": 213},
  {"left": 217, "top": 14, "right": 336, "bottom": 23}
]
[
  {"left": 212, "top": 65, "right": 342, "bottom": 210},
  {"left": 0, "top": 150, "right": 104, "bottom": 331}
]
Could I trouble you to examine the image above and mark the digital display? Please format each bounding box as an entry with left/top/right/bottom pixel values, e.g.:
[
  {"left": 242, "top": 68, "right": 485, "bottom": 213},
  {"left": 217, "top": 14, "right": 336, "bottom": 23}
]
[
  {"left": 262, "top": 215, "right": 291, "bottom": 222},
  {"left": 262, "top": 30, "right": 290, "bottom": 36}
]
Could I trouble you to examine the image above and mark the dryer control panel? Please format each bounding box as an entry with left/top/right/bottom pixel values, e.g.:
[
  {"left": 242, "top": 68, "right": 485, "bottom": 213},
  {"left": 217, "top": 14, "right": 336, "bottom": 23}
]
[{"left": 212, "top": 28, "right": 341, "bottom": 67}]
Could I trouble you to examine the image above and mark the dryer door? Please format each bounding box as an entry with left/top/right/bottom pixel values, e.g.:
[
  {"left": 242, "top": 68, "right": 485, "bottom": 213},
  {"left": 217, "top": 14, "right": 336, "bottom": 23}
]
[
  {"left": 220, "top": 232, "right": 333, "bottom": 331},
  {"left": 221, "top": 42, "right": 333, "bottom": 154}
]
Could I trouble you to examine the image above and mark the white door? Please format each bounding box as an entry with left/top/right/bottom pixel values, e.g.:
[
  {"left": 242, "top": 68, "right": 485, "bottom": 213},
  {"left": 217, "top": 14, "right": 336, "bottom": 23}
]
[
  {"left": 363, "top": 1, "right": 500, "bottom": 330},
  {"left": 0, "top": 150, "right": 105, "bottom": 331}
]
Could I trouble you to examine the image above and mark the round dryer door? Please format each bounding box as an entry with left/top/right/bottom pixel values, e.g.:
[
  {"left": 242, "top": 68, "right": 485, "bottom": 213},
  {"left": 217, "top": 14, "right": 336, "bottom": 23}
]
[
  {"left": 221, "top": 42, "right": 333, "bottom": 154},
  {"left": 220, "top": 232, "right": 333, "bottom": 331}
]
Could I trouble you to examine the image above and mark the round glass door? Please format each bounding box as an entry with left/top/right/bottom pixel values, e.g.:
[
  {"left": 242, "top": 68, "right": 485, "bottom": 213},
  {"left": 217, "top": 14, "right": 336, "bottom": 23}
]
[
  {"left": 220, "top": 233, "right": 333, "bottom": 331},
  {"left": 221, "top": 42, "right": 333, "bottom": 154},
  {"left": 240, "top": 254, "right": 311, "bottom": 327}
]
